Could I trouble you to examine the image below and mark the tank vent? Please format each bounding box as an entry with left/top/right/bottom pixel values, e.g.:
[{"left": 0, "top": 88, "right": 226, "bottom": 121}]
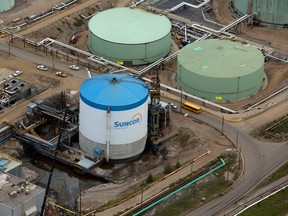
[{"left": 111, "top": 77, "right": 118, "bottom": 84}]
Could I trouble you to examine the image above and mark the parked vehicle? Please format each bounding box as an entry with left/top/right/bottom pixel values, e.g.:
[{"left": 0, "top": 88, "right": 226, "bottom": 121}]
[
  {"left": 37, "top": 65, "right": 48, "bottom": 71},
  {"left": 13, "top": 70, "right": 23, "bottom": 76},
  {"left": 69, "top": 65, "right": 79, "bottom": 70},
  {"left": 55, "top": 71, "right": 67, "bottom": 77},
  {"left": 168, "top": 102, "right": 177, "bottom": 110}
]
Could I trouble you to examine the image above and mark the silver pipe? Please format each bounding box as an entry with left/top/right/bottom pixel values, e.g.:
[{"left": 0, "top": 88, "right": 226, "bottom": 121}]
[
  {"left": 106, "top": 108, "right": 111, "bottom": 162},
  {"left": 170, "top": 0, "right": 211, "bottom": 12}
]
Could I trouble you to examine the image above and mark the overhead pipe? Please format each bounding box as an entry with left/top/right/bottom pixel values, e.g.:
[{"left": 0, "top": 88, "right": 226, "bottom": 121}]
[
  {"left": 106, "top": 107, "right": 111, "bottom": 162},
  {"left": 133, "top": 158, "right": 226, "bottom": 216},
  {"left": 169, "top": 0, "right": 211, "bottom": 12}
]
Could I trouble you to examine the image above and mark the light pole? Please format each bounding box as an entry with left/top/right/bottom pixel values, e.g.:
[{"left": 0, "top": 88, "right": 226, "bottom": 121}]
[
  {"left": 8, "top": 40, "right": 11, "bottom": 55},
  {"left": 180, "top": 88, "right": 183, "bottom": 114},
  {"left": 190, "top": 162, "right": 193, "bottom": 174},
  {"left": 141, "top": 189, "right": 144, "bottom": 206},
  {"left": 52, "top": 50, "right": 55, "bottom": 71},
  {"left": 221, "top": 116, "right": 224, "bottom": 135}
]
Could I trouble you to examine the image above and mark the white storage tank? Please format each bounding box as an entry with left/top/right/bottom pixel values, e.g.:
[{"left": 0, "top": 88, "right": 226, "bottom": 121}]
[{"left": 79, "top": 74, "right": 148, "bottom": 162}]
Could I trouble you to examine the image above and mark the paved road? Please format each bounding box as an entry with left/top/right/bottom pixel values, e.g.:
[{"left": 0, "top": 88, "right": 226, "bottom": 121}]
[
  {"left": 186, "top": 112, "right": 288, "bottom": 216},
  {"left": 0, "top": 39, "right": 88, "bottom": 79}
]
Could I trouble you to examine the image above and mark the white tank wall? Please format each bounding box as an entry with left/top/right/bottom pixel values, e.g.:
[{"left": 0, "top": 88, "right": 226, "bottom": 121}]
[
  {"left": 79, "top": 99, "right": 148, "bottom": 144},
  {"left": 79, "top": 98, "right": 148, "bottom": 161}
]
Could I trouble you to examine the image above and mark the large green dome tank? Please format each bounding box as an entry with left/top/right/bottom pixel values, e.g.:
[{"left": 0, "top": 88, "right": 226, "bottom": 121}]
[
  {"left": 88, "top": 7, "right": 171, "bottom": 66},
  {"left": 176, "top": 39, "right": 265, "bottom": 102},
  {"left": 0, "top": 0, "right": 15, "bottom": 12},
  {"left": 232, "top": 0, "right": 288, "bottom": 28}
]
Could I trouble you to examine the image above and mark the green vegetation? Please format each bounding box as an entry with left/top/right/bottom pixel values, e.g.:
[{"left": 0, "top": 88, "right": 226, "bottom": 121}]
[
  {"left": 146, "top": 174, "right": 155, "bottom": 184},
  {"left": 175, "top": 161, "right": 181, "bottom": 169},
  {"left": 265, "top": 115, "right": 288, "bottom": 134},
  {"left": 164, "top": 164, "right": 173, "bottom": 174},
  {"left": 240, "top": 188, "right": 288, "bottom": 216},
  {"left": 73, "top": 18, "right": 84, "bottom": 27},
  {"left": 259, "top": 161, "right": 288, "bottom": 187},
  {"left": 84, "top": 154, "right": 238, "bottom": 216},
  {"left": 155, "top": 154, "right": 238, "bottom": 216},
  {"left": 56, "top": 27, "right": 63, "bottom": 33}
]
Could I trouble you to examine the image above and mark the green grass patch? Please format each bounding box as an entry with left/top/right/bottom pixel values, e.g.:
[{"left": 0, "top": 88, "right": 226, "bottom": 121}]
[
  {"left": 155, "top": 174, "right": 233, "bottom": 216},
  {"left": 258, "top": 161, "right": 288, "bottom": 188},
  {"left": 56, "top": 27, "right": 63, "bottom": 33},
  {"left": 73, "top": 18, "right": 84, "bottom": 27},
  {"left": 262, "top": 115, "right": 288, "bottom": 134},
  {"left": 155, "top": 154, "right": 238, "bottom": 216},
  {"left": 239, "top": 187, "right": 288, "bottom": 216}
]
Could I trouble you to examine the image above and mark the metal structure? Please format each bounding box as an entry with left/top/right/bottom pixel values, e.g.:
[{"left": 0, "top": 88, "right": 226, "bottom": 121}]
[
  {"left": 232, "top": 0, "right": 288, "bottom": 28},
  {"left": 0, "top": 173, "right": 45, "bottom": 216},
  {"left": 79, "top": 74, "right": 149, "bottom": 162},
  {"left": 176, "top": 39, "right": 265, "bottom": 101},
  {"left": 147, "top": 71, "right": 171, "bottom": 145},
  {"left": 88, "top": 7, "right": 171, "bottom": 65},
  {"left": 0, "top": 78, "right": 31, "bottom": 110},
  {"left": 0, "top": 0, "right": 14, "bottom": 12}
]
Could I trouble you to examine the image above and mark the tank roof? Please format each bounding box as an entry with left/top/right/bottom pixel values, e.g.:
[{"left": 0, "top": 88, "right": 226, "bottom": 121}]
[
  {"left": 80, "top": 74, "right": 148, "bottom": 111},
  {"left": 178, "top": 39, "right": 264, "bottom": 78},
  {"left": 88, "top": 7, "right": 171, "bottom": 44}
]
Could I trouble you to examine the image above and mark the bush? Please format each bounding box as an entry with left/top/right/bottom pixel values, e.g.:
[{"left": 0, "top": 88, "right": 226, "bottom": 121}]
[
  {"left": 175, "top": 161, "right": 181, "bottom": 169},
  {"left": 146, "top": 174, "right": 154, "bottom": 184},
  {"left": 164, "top": 164, "right": 173, "bottom": 174}
]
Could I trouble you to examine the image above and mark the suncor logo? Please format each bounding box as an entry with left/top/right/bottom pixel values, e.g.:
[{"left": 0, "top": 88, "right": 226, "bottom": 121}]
[{"left": 114, "top": 113, "right": 142, "bottom": 130}]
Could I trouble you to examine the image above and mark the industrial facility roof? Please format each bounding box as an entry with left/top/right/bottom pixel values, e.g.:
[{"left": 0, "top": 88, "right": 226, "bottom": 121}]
[
  {"left": 88, "top": 7, "right": 171, "bottom": 44},
  {"left": 178, "top": 39, "right": 264, "bottom": 78},
  {"left": 0, "top": 173, "right": 44, "bottom": 208},
  {"left": 80, "top": 74, "right": 148, "bottom": 111}
]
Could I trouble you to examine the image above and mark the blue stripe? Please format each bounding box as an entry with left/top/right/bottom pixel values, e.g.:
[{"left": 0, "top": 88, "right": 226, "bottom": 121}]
[
  {"left": 80, "top": 94, "right": 148, "bottom": 111},
  {"left": 80, "top": 74, "right": 148, "bottom": 111}
]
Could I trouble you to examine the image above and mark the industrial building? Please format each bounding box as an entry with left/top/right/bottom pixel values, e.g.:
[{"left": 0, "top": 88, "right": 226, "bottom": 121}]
[
  {"left": 88, "top": 7, "right": 172, "bottom": 65},
  {"left": 79, "top": 74, "right": 149, "bottom": 162},
  {"left": 176, "top": 39, "right": 264, "bottom": 101},
  {"left": 0, "top": 0, "right": 14, "bottom": 12},
  {"left": 232, "top": 0, "right": 288, "bottom": 28},
  {"left": 0, "top": 77, "right": 31, "bottom": 110},
  {"left": 0, "top": 173, "right": 45, "bottom": 216}
]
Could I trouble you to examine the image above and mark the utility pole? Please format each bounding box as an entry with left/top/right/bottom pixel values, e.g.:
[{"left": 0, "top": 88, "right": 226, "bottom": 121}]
[
  {"left": 79, "top": 184, "right": 82, "bottom": 216},
  {"left": 141, "top": 189, "right": 144, "bottom": 206},
  {"left": 8, "top": 39, "right": 11, "bottom": 55},
  {"left": 190, "top": 162, "right": 193, "bottom": 174},
  {"left": 238, "top": 147, "right": 241, "bottom": 170},
  {"left": 236, "top": 131, "right": 239, "bottom": 149},
  {"left": 221, "top": 116, "right": 224, "bottom": 135},
  {"left": 180, "top": 89, "right": 183, "bottom": 114},
  {"left": 52, "top": 50, "right": 55, "bottom": 71}
]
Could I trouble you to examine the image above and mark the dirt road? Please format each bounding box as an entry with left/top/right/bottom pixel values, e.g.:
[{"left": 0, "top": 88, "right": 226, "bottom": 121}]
[{"left": 17, "top": 0, "right": 103, "bottom": 36}]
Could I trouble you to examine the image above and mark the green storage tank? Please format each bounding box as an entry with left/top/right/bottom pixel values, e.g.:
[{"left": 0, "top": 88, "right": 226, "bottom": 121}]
[
  {"left": 176, "top": 39, "right": 264, "bottom": 102},
  {"left": 0, "top": 0, "right": 15, "bottom": 12},
  {"left": 88, "top": 7, "right": 171, "bottom": 66},
  {"left": 232, "top": 0, "right": 288, "bottom": 28}
]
